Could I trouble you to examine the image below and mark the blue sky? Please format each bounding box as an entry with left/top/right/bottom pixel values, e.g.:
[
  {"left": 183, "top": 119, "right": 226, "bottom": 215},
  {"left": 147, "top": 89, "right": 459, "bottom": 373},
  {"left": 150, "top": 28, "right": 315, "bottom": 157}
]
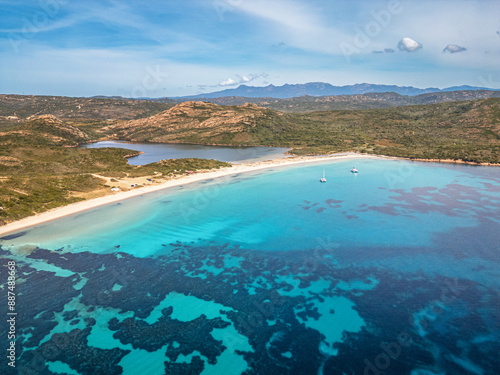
[{"left": 0, "top": 0, "right": 499, "bottom": 97}]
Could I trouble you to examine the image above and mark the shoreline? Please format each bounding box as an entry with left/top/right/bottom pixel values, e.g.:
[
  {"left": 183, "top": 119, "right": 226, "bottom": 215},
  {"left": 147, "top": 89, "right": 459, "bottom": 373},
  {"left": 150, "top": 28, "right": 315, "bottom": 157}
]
[
  {"left": 0, "top": 152, "right": 497, "bottom": 236},
  {"left": 0, "top": 152, "right": 375, "bottom": 236},
  {"left": 406, "top": 158, "right": 500, "bottom": 167}
]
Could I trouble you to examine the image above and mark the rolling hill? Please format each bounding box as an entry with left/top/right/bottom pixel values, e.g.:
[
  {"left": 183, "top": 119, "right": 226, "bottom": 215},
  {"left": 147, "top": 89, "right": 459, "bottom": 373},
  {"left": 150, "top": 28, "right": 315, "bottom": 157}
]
[
  {"left": 0, "top": 94, "right": 173, "bottom": 121},
  {"left": 104, "top": 101, "right": 283, "bottom": 145},
  {"left": 180, "top": 90, "right": 500, "bottom": 113},
  {"left": 109, "top": 99, "right": 500, "bottom": 163},
  {"left": 3, "top": 90, "right": 500, "bottom": 123}
]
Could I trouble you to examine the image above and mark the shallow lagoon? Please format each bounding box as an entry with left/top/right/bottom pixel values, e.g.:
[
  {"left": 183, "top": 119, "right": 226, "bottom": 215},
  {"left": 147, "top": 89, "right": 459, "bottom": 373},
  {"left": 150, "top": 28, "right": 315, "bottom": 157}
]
[
  {"left": 80, "top": 141, "right": 291, "bottom": 165},
  {"left": 1, "top": 158, "right": 499, "bottom": 374}
]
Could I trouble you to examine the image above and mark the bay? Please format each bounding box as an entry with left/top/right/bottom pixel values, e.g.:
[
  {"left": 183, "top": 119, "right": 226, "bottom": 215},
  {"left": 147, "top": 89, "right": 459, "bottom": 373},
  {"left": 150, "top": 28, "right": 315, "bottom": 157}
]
[{"left": 1, "top": 158, "right": 499, "bottom": 375}]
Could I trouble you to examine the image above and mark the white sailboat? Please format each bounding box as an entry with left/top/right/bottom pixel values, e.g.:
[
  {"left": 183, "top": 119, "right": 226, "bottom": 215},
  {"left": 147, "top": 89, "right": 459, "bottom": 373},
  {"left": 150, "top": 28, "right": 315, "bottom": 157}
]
[
  {"left": 320, "top": 168, "right": 326, "bottom": 182},
  {"left": 351, "top": 166, "right": 359, "bottom": 173}
]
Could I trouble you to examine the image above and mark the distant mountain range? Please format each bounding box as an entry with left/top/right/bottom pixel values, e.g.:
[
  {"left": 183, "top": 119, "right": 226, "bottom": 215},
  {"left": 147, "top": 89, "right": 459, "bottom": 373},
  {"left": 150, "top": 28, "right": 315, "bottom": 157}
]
[
  {"left": 3, "top": 89, "right": 500, "bottom": 120},
  {"left": 176, "top": 82, "right": 499, "bottom": 99},
  {"left": 158, "top": 90, "right": 500, "bottom": 113}
]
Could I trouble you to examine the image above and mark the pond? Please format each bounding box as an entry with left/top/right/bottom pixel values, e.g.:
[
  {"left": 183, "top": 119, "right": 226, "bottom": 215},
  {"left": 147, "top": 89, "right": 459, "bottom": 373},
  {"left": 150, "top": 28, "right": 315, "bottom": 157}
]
[{"left": 80, "top": 141, "right": 291, "bottom": 165}]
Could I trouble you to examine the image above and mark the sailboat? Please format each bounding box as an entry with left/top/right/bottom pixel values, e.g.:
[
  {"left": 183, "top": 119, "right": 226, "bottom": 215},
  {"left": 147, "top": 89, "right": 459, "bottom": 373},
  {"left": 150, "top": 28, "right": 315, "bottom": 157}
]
[
  {"left": 320, "top": 168, "right": 326, "bottom": 183},
  {"left": 351, "top": 166, "right": 359, "bottom": 173}
]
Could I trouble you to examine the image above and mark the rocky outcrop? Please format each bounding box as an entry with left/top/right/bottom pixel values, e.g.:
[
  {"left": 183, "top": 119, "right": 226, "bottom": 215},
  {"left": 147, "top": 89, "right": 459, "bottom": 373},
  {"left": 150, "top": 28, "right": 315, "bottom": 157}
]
[{"left": 105, "top": 101, "right": 273, "bottom": 144}]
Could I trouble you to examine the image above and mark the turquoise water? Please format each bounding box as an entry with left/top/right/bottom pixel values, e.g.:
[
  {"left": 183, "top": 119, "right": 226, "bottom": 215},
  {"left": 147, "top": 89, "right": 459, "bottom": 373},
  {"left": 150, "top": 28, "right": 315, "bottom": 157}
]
[{"left": 1, "top": 158, "right": 499, "bottom": 374}]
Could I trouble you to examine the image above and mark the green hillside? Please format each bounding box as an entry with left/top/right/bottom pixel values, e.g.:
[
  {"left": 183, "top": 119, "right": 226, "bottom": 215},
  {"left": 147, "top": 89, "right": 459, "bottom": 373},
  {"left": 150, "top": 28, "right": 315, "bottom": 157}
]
[
  {"left": 0, "top": 94, "right": 173, "bottom": 121},
  {"left": 110, "top": 99, "right": 500, "bottom": 163},
  {"left": 0, "top": 116, "right": 229, "bottom": 225}
]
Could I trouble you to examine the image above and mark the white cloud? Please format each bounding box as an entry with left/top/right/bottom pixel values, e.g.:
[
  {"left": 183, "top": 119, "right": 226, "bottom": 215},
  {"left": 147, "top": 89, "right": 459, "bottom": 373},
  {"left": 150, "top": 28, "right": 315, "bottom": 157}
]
[
  {"left": 218, "top": 73, "right": 269, "bottom": 87},
  {"left": 443, "top": 44, "right": 467, "bottom": 54},
  {"left": 397, "top": 37, "right": 422, "bottom": 52},
  {"left": 195, "top": 73, "right": 269, "bottom": 93},
  {"left": 219, "top": 78, "right": 237, "bottom": 86}
]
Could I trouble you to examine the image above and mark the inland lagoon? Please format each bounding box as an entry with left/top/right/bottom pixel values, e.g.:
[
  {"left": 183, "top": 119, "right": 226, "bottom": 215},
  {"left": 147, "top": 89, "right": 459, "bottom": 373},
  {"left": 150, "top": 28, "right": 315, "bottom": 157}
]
[
  {"left": 1, "top": 157, "right": 499, "bottom": 374},
  {"left": 80, "top": 141, "right": 291, "bottom": 165}
]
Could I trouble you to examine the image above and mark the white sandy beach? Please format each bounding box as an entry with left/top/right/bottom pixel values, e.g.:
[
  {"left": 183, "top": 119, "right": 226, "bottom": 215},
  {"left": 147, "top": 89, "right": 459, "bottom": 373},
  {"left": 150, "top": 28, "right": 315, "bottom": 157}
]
[{"left": 0, "top": 152, "right": 378, "bottom": 236}]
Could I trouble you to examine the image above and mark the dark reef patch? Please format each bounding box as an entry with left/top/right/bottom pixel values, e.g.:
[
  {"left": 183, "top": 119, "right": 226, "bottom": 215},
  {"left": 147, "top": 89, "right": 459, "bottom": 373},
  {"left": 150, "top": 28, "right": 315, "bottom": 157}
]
[
  {"left": 164, "top": 355, "right": 205, "bottom": 375},
  {"left": 109, "top": 308, "right": 229, "bottom": 360},
  {"left": 23, "top": 328, "right": 130, "bottom": 375},
  {"left": 358, "top": 182, "right": 500, "bottom": 221},
  {"left": 1, "top": 236, "right": 499, "bottom": 374}
]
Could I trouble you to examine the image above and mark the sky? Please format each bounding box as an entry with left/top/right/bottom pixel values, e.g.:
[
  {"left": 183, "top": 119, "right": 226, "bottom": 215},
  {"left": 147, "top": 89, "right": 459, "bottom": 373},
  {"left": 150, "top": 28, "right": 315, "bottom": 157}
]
[{"left": 0, "top": 0, "right": 499, "bottom": 97}]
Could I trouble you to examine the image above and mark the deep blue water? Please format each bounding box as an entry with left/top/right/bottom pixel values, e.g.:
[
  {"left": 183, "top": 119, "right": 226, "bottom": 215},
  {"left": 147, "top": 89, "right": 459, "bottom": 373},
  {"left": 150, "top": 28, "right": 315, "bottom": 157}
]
[
  {"left": 1, "top": 158, "right": 499, "bottom": 375},
  {"left": 80, "top": 141, "right": 291, "bottom": 165}
]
